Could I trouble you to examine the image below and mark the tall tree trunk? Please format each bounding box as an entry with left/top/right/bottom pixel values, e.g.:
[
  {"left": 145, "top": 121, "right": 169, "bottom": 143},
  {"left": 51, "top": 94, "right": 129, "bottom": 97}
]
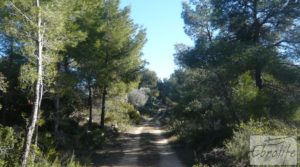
[
  {"left": 2, "top": 100, "right": 6, "bottom": 125},
  {"left": 252, "top": 0, "right": 263, "bottom": 90},
  {"left": 1, "top": 110, "right": 5, "bottom": 125},
  {"left": 255, "top": 67, "right": 263, "bottom": 89},
  {"left": 88, "top": 84, "right": 93, "bottom": 129},
  {"left": 100, "top": 87, "right": 107, "bottom": 129},
  {"left": 55, "top": 63, "right": 63, "bottom": 133},
  {"left": 32, "top": 111, "right": 40, "bottom": 162},
  {"left": 213, "top": 70, "right": 239, "bottom": 122},
  {"left": 34, "top": 125, "right": 38, "bottom": 146},
  {"left": 54, "top": 91, "right": 60, "bottom": 134},
  {"left": 21, "top": 0, "right": 43, "bottom": 166}
]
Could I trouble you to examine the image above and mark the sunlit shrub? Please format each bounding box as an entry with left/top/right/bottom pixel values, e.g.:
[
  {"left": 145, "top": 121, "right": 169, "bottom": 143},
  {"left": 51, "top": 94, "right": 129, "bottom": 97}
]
[
  {"left": 34, "top": 153, "right": 87, "bottom": 167},
  {"left": 192, "top": 163, "right": 209, "bottom": 167},
  {"left": 106, "top": 101, "right": 141, "bottom": 131}
]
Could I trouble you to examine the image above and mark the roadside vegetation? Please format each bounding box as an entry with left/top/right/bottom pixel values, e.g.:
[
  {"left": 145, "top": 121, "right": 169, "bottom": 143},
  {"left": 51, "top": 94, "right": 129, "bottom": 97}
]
[
  {"left": 0, "top": 0, "right": 150, "bottom": 166},
  {"left": 158, "top": 0, "right": 300, "bottom": 166}
]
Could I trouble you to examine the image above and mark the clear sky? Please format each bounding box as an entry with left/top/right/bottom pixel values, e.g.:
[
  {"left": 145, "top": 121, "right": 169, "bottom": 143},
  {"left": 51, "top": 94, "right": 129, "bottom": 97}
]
[{"left": 120, "top": 0, "right": 193, "bottom": 79}]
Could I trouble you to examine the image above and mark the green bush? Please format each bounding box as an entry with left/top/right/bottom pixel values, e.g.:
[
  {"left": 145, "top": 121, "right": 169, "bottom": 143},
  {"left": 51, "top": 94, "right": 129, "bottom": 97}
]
[
  {"left": 192, "top": 163, "right": 209, "bottom": 167},
  {"left": 0, "top": 73, "right": 7, "bottom": 110},
  {"left": 106, "top": 101, "right": 141, "bottom": 131},
  {"left": 126, "top": 104, "right": 141, "bottom": 124},
  {"left": 0, "top": 125, "right": 87, "bottom": 167},
  {"left": 34, "top": 154, "right": 87, "bottom": 167},
  {"left": 79, "top": 129, "right": 105, "bottom": 150},
  {"left": 0, "top": 125, "right": 23, "bottom": 167},
  {"left": 232, "top": 71, "right": 299, "bottom": 121},
  {"left": 225, "top": 119, "right": 297, "bottom": 166}
]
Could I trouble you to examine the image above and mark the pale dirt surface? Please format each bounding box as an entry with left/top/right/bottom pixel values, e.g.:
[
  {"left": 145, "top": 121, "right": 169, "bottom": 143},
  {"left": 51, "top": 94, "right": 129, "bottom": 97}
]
[{"left": 92, "top": 115, "right": 185, "bottom": 167}]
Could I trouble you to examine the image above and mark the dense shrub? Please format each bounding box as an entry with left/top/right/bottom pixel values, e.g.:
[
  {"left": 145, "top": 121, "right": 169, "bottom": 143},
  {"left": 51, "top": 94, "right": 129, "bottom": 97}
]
[
  {"left": 191, "top": 119, "right": 298, "bottom": 166},
  {"left": 0, "top": 125, "right": 23, "bottom": 166},
  {"left": 0, "top": 125, "right": 87, "bottom": 167},
  {"left": 0, "top": 73, "right": 7, "bottom": 110},
  {"left": 79, "top": 129, "right": 105, "bottom": 150},
  {"left": 127, "top": 105, "right": 141, "bottom": 124},
  {"left": 192, "top": 163, "right": 209, "bottom": 167},
  {"left": 106, "top": 101, "right": 141, "bottom": 131},
  {"left": 34, "top": 154, "right": 87, "bottom": 167}
]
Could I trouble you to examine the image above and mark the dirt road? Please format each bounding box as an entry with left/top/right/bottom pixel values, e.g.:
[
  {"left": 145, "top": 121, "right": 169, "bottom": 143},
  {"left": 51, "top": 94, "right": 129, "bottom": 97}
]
[{"left": 92, "top": 115, "right": 185, "bottom": 167}]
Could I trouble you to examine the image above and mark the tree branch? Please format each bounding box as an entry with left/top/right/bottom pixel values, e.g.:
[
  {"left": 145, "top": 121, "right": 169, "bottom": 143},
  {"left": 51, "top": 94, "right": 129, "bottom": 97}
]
[
  {"left": 7, "top": 1, "right": 34, "bottom": 25},
  {"left": 279, "top": 62, "right": 300, "bottom": 69},
  {"left": 268, "top": 39, "right": 300, "bottom": 48}
]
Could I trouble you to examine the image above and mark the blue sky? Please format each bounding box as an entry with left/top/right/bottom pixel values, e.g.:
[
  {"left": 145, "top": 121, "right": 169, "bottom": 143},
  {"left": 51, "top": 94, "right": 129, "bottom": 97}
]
[{"left": 120, "top": 0, "right": 193, "bottom": 79}]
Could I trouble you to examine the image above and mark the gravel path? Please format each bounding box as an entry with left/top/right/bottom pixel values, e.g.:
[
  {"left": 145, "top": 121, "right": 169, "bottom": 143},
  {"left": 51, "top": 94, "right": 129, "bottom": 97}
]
[{"left": 92, "top": 114, "right": 185, "bottom": 167}]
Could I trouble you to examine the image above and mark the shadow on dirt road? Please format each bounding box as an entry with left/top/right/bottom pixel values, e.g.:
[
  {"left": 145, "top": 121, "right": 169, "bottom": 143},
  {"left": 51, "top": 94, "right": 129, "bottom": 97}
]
[{"left": 92, "top": 115, "right": 185, "bottom": 167}]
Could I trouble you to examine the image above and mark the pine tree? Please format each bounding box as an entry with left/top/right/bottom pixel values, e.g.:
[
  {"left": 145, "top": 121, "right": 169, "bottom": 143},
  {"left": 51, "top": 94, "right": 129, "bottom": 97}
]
[
  {"left": 70, "top": 0, "right": 146, "bottom": 129},
  {"left": 68, "top": 0, "right": 104, "bottom": 129},
  {"left": 96, "top": 0, "right": 146, "bottom": 129}
]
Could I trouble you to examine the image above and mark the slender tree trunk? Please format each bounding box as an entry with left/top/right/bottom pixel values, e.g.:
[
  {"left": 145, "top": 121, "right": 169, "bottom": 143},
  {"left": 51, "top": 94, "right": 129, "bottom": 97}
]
[
  {"left": 32, "top": 111, "right": 40, "bottom": 162},
  {"left": 251, "top": 0, "right": 263, "bottom": 90},
  {"left": 21, "top": 0, "right": 43, "bottom": 166},
  {"left": 1, "top": 99, "right": 6, "bottom": 124},
  {"left": 31, "top": 126, "right": 38, "bottom": 163},
  {"left": 255, "top": 67, "right": 263, "bottom": 89},
  {"left": 1, "top": 110, "right": 5, "bottom": 125},
  {"left": 100, "top": 87, "right": 107, "bottom": 129},
  {"left": 54, "top": 91, "right": 60, "bottom": 133},
  {"left": 88, "top": 84, "right": 93, "bottom": 129},
  {"left": 34, "top": 125, "right": 38, "bottom": 146},
  {"left": 54, "top": 63, "right": 62, "bottom": 133}
]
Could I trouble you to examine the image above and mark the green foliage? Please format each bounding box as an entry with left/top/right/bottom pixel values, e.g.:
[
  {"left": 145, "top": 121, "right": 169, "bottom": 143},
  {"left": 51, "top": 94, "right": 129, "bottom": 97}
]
[
  {"left": 33, "top": 154, "right": 87, "bottom": 167},
  {"left": 66, "top": 0, "right": 146, "bottom": 129},
  {"left": 64, "top": 155, "right": 87, "bottom": 167},
  {"left": 0, "top": 125, "right": 82, "bottom": 167},
  {"left": 0, "top": 125, "right": 23, "bottom": 167},
  {"left": 293, "top": 108, "right": 300, "bottom": 122},
  {"left": 0, "top": 73, "right": 7, "bottom": 93},
  {"left": 192, "top": 163, "right": 209, "bottom": 167},
  {"left": 161, "top": 1, "right": 300, "bottom": 166},
  {"left": 0, "top": 0, "right": 86, "bottom": 91},
  {"left": 126, "top": 104, "right": 141, "bottom": 124},
  {"left": 79, "top": 129, "right": 105, "bottom": 150},
  {"left": 232, "top": 71, "right": 258, "bottom": 104},
  {"left": 0, "top": 73, "right": 7, "bottom": 110},
  {"left": 0, "top": 0, "right": 146, "bottom": 166},
  {"left": 230, "top": 71, "right": 299, "bottom": 120},
  {"left": 139, "top": 69, "right": 158, "bottom": 89},
  {"left": 106, "top": 101, "right": 141, "bottom": 131},
  {"left": 71, "top": 0, "right": 145, "bottom": 90}
]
